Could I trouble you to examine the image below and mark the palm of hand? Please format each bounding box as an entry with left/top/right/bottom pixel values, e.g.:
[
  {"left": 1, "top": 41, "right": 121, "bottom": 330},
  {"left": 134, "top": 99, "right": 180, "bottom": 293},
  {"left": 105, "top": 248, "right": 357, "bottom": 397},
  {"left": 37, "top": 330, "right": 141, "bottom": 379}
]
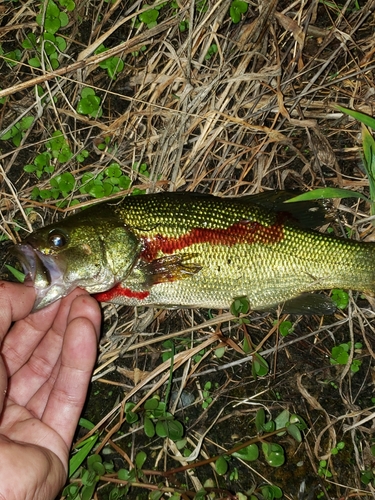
[{"left": 0, "top": 286, "right": 101, "bottom": 500}]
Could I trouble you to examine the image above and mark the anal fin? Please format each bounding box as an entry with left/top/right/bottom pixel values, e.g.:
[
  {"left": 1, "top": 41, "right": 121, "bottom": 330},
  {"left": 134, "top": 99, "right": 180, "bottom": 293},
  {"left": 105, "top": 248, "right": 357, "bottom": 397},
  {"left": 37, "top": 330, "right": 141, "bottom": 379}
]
[{"left": 281, "top": 293, "right": 336, "bottom": 315}]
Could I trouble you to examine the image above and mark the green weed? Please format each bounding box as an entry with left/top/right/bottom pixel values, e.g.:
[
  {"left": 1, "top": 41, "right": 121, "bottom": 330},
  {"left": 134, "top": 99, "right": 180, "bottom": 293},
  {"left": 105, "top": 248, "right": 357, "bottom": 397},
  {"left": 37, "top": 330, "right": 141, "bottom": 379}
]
[
  {"left": 25, "top": 130, "right": 87, "bottom": 205},
  {"left": 95, "top": 44, "right": 124, "bottom": 80},
  {"left": 20, "top": 0, "right": 73, "bottom": 70},
  {"left": 76, "top": 88, "right": 103, "bottom": 118},
  {"left": 214, "top": 454, "right": 230, "bottom": 475},
  {"left": 256, "top": 407, "right": 307, "bottom": 444},
  {"left": 331, "top": 288, "right": 349, "bottom": 309},
  {"left": 201, "top": 381, "right": 217, "bottom": 409},
  {"left": 0, "top": 46, "right": 22, "bottom": 67},
  {"left": 139, "top": 7, "right": 160, "bottom": 28},
  {"left": 22, "top": 31, "right": 67, "bottom": 70},
  {"left": 230, "top": 295, "right": 250, "bottom": 319},
  {"left": 252, "top": 352, "right": 269, "bottom": 379},
  {"left": 66, "top": 417, "right": 133, "bottom": 499},
  {"left": 0, "top": 116, "right": 34, "bottom": 147},
  {"left": 330, "top": 341, "right": 363, "bottom": 373},
  {"left": 361, "top": 469, "right": 375, "bottom": 486},
  {"left": 65, "top": 454, "right": 115, "bottom": 500},
  {"left": 276, "top": 320, "right": 294, "bottom": 337},
  {"left": 205, "top": 43, "right": 218, "bottom": 60},
  {"left": 319, "top": 0, "right": 361, "bottom": 13},
  {"left": 133, "top": 161, "right": 151, "bottom": 178},
  {"left": 229, "top": 0, "right": 249, "bottom": 24},
  {"left": 80, "top": 164, "right": 131, "bottom": 199},
  {"left": 97, "top": 135, "right": 117, "bottom": 153},
  {"left": 24, "top": 152, "right": 54, "bottom": 179},
  {"left": 331, "top": 441, "right": 345, "bottom": 455},
  {"left": 230, "top": 296, "right": 270, "bottom": 377},
  {"left": 196, "top": 0, "right": 208, "bottom": 13},
  {"left": 179, "top": 20, "right": 189, "bottom": 32},
  {"left": 318, "top": 459, "right": 332, "bottom": 478},
  {"left": 125, "top": 344, "right": 185, "bottom": 442},
  {"left": 131, "top": 45, "right": 147, "bottom": 57},
  {"left": 209, "top": 407, "right": 306, "bottom": 497},
  {"left": 143, "top": 396, "right": 184, "bottom": 441},
  {"left": 47, "top": 130, "right": 73, "bottom": 162},
  {"left": 255, "top": 485, "right": 283, "bottom": 499},
  {"left": 361, "top": 445, "right": 375, "bottom": 487},
  {"left": 65, "top": 403, "right": 307, "bottom": 498},
  {"left": 50, "top": 172, "right": 76, "bottom": 197},
  {"left": 37, "top": 0, "right": 69, "bottom": 34},
  {"left": 27, "top": 149, "right": 147, "bottom": 205}
]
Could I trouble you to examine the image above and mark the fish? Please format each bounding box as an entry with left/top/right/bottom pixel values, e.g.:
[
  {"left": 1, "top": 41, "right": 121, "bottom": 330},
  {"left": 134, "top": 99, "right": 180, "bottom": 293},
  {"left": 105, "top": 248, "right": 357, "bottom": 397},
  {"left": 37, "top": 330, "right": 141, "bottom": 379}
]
[{"left": 9, "top": 191, "right": 375, "bottom": 312}]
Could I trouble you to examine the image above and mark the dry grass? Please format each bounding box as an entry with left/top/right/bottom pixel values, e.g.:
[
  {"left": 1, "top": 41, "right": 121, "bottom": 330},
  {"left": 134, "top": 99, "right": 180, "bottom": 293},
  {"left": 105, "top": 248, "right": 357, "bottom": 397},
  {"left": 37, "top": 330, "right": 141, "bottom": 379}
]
[{"left": 1, "top": 0, "right": 375, "bottom": 498}]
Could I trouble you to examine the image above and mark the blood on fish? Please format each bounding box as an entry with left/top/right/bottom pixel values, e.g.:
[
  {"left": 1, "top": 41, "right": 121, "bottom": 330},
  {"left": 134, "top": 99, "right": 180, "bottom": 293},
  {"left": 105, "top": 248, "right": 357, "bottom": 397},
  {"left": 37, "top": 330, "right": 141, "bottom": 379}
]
[
  {"left": 141, "top": 221, "right": 284, "bottom": 261},
  {"left": 94, "top": 284, "right": 150, "bottom": 302}
]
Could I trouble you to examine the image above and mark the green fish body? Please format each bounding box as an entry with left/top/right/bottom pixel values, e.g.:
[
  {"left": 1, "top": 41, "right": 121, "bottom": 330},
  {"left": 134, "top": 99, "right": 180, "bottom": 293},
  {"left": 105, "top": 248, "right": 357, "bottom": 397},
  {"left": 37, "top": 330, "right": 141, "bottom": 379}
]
[{"left": 11, "top": 192, "right": 375, "bottom": 312}]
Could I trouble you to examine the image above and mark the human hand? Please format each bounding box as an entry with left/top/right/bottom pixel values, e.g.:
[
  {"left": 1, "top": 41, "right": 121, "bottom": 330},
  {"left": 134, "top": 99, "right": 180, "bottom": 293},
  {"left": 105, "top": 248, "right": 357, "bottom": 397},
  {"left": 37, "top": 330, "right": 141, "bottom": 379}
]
[{"left": 0, "top": 282, "right": 101, "bottom": 500}]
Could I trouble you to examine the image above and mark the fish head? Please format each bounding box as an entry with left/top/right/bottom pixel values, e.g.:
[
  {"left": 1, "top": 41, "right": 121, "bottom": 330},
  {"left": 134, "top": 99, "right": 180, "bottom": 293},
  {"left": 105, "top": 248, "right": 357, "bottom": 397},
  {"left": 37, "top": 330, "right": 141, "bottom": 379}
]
[{"left": 11, "top": 206, "right": 141, "bottom": 310}]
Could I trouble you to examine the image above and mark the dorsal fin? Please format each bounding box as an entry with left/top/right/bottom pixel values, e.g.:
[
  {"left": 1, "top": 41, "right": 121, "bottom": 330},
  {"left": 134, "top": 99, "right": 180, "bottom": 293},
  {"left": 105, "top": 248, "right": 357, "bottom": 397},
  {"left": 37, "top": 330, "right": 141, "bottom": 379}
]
[{"left": 239, "top": 190, "right": 331, "bottom": 229}]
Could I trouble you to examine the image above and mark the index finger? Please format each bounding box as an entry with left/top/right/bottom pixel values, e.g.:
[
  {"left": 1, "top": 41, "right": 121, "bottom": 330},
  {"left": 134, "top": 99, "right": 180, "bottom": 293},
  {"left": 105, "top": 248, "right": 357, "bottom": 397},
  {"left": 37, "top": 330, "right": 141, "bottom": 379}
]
[{"left": 0, "top": 282, "right": 36, "bottom": 339}]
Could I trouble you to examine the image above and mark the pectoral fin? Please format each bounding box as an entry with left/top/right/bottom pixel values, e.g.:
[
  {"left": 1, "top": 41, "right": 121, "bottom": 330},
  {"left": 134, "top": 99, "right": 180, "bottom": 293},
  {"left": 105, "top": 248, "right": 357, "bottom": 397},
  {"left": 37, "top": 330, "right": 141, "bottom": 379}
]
[{"left": 142, "top": 253, "right": 202, "bottom": 285}]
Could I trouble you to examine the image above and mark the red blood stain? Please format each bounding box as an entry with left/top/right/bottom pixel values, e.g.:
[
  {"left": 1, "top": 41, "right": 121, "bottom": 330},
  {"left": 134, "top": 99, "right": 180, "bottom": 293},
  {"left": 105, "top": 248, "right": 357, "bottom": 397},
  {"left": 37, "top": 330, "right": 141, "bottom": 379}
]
[
  {"left": 94, "top": 284, "right": 150, "bottom": 302},
  {"left": 141, "top": 221, "right": 284, "bottom": 261}
]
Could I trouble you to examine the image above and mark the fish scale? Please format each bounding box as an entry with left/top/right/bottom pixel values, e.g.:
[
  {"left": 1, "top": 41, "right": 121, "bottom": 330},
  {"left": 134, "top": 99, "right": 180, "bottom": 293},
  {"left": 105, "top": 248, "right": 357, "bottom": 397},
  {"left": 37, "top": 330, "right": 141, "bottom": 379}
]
[
  {"left": 99, "top": 193, "right": 375, "bottom": 311},
  {"left": 11, "top": 191, "right": 375, "bottom": 312}
]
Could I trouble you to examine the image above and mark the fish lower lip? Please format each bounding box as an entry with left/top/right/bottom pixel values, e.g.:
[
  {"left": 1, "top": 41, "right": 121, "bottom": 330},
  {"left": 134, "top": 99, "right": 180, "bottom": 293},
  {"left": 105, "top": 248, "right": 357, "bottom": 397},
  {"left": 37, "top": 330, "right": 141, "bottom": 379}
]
[
  {"left": 10, "top": 244, "right": 66, "bottom": 309},
  {"left": 10, "top": 244, "right": 41, "bottom": 282}
]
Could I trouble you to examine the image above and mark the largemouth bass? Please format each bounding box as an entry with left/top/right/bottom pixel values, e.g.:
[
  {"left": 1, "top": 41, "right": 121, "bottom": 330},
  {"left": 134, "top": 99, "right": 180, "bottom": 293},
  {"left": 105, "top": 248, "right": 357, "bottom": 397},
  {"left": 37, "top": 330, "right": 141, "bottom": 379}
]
[{"left": 10, "top": 191, "right": 375, "bottom": 312}]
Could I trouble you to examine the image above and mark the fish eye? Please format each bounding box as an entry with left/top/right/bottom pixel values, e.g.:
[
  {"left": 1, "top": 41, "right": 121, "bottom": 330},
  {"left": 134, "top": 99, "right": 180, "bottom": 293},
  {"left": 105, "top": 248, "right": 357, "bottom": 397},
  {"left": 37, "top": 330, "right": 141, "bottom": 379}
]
[{"left": 48, "top": 230, "right": 68, "bottom": 248}]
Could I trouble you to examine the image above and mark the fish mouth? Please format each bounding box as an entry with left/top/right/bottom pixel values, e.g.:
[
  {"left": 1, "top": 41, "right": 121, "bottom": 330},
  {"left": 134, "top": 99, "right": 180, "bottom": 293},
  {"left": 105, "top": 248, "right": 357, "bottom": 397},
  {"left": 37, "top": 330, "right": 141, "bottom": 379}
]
[{"left": 10, "top": 244, "right": 71, "bottom": 310}]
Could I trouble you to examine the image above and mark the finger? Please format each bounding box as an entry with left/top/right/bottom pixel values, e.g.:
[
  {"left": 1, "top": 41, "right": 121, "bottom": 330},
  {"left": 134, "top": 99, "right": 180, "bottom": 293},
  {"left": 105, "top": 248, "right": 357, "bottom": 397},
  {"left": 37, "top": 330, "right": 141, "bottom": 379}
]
[
  {"left": 0, "top": 282, "right": 35, "bottom": 341},
  {"left": 3, "top": 288, "right": 89, "bottom": 378},
  {"left": 41, "top": 295, "right": 101, "bottom": 448},
  {"left": 6, "top": 290, "right": 96, "bottom": 405}
]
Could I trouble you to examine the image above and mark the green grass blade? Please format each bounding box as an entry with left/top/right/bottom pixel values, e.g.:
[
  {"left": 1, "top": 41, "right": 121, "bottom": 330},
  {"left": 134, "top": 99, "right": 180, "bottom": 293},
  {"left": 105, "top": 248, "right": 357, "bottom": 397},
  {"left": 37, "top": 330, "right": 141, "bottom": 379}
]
[
  {"left": 79, "top": 417, "right": 96, "bottom": 431},
  {"left": 5, "top": 264, "right": 25, "bottom": 283},
  {"left": 362, "top": 124, "right": 375, "bottom": 215},
  {"left": 284, "top": 187, "right": 369, "bottom": 203},
  {"left": 336, "top": 105, "right": 375, "bottom": 131},
  {"left": 69, "top": 434, "right": 99, "bottom": 477}
]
